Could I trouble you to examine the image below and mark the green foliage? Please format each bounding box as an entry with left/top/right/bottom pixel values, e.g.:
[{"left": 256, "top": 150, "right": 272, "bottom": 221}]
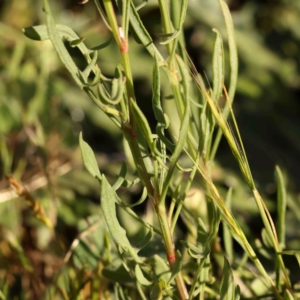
[{"left": 1, "top": 0, "right": 300, "bottom": 299}]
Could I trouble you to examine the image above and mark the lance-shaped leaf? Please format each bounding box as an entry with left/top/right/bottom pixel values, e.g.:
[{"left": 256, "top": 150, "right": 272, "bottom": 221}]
[
  {"left": 223, "top": 188, "right": 234, "bottom": 262},
  {"left": 98, "top": 66, "right": 125, "bottom": 105},
  {"left": 101, "top": 175, "right": 142, "bottom": 263},
  {"left": 125, "top": 187, "right": 148, "bottom": 208},
  {"left": 218, "top": 0, "right": 238, "bottom": 104},
  {"left": 220, "top": 257, "right": 235, "bottom": 300},
  {"left": 82, "top": 50, "right": 98, "bottom": 82},
  {"left": 160, "top": 55, "right": 190, "bottom": 205},
  {"left": 112, "top": 161, "right": 127, "bottom": 191},
  {"left": 135, "top": 264, "right": 152, "bottom": 286},
  {"left": 128, "top": 1, "right": 164, "bottom": 61},
  {"left": 212, "top": 28, "right": 224, "bottom": 102},
  {"left": 79, "top": 132, "right": 101, "bottom": 180},
  {"left": 42, "top": 0, "right": 84, "bottom": 87},
  {"left": 275, "top": 165, "right": 287, "bottom": 247},
  {"left": 283, "top": 289, "right": 295, "bottom": 300},
  {"left": 23, "top": 24, "right": 92, "bottom": 58},
  {"left": 181, "top": 241, "right": 206, "bottom": 259},
  {"left": 152, "top": 54, "right": 174, "bottom": 154},
  {"left": 137, "top": 227, "right": 153, "bottom": 252}
]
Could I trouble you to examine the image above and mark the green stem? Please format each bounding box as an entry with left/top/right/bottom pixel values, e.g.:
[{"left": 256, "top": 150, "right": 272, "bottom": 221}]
[
  {"left": 102, "top": 3, "right": 188, "bottom": 298},
  {"left": 157, "top": 0, "right": 173, "bottom": 56},
  {"left": 156, "top": 204, "right": 188, "bottom": 300}
]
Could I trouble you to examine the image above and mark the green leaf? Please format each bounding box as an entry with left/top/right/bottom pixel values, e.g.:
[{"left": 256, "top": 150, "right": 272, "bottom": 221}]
[
  {"left": 112, "top": 161, "right": 127, "bottom": 191},
  {"left": 135, "top": 264, "right": 152, "bottom": 286},
  {"left": 137, "top": 227, "right": 153, "bottom": 252},
  {"left": 275, "top": 165, "right": 287, "bottom": 247},
  {"left": 23, "top": 24, "right": 111, "bottom": 57},
  {"left": 160, "top": 56, "right": 190, "bottom": 205},
  {"left": 101, "top": 175, "right": 142, "bottom": 263},
  {"left": 210, "top": 0, "right": 239, "bottom": 160},
  {"left": 131, "top": 99, "right": 154, "bottom": 152},
  {"left": 98, "top": 66, "right": 125, "bottom": 105},
  {"left": 152, "top": 54, "right": 165, "bottom": 125},
  {"left": 261, "top": 228, "right": 273, "bottom": 249},
  {"left": 212, "top": 28, "right": 224, "bottom": 102},
  {"left": 196, "top": 218, "right": 208, "bottom": 247},
  {"left": 218, "top": 0, "right": 238, "bottom": 104},
  {"left": 125, "top": 187, "right": 147, "bottom": 208},
  {"left": 223, "top": 188, "right": 233, "bottom": 262},
  {"left": 159, "top": 30, "right": 180, "bottom": 45},
  {"left": 220, "top": 257, "right": 235, "bottom": 300},
  {"left": 235, "top": 285, "right": 241, "bottom": 300},
  {"left": 152, "top": 54, "right": 173, "bottom": 154},
  {"left": 42, "top": 0, "right": 84, "bottom": 87},
  {"left": 82, "top": 50, "right": 98, "bottom": 81},
  {"left": 150, "top": 278, "right": 166, "bottom": 300},
  {"left": 177, "top": 0, "right": 188, "bottom": 31},
  {"left": 255, "top": 238, "right": 273, "bottom": 260},
  {"left": 199, "top": 101, "right": 215, "bottom": 156},
  {"left": 128, "top": 1, "right": 164, "bottom": 61},
  {"left": 151, "top": 255, "right": 171, "bottom": 282},
  {"left": 181, "top": 241, "right": 206, "bottom": 259},
  {"left": 102, "top": 259, "right": 133, "bottom": 283},
  {"left": 283, "top": 289, "right": 296, "bottom": 300},
  {"left": 79, "top": 132, "right": 101, "bottom": 180},
  {"left": 206, "top": 199, "right": 221, "bottom": 247}
]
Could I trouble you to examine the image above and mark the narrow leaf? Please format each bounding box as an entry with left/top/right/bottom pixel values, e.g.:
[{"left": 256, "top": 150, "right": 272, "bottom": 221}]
[
  {"left": 82, "top": 50, "right": 98, "bottom": 81},
  {"left": 220, "top": 257, "right": 235, "bottom": 300},
  {"left": 212, "top": 28, "right": 224, "bottom": 102},
  {"left": 43, "top": 0, "right": 83, "bottom": 87},
  {"left": 112, "top": 161, "right": 127, "bottom": 191},
  {"left": 135, "top": 265, "right": 152, "bottom": 286},
  {"left": 177, "top": 0, "right": 188, "bottom": 30},
  {"left": 131, "top": 99, "right": 155, "bottom": 154},
  {"left": 101, "top": 175, "right": 141, "bottom": 263},
  {"left": 79, "top": 132, "right": 101, "bottom": 179},
  {"left": 283, "top": 289, "right": 295, "bottom": 300},
  {"left": 235, "top": 285, "right": 241, "bottom": 300},
  {"left": 181, "top": 241, "right": 205, "bottom": 259},
  {"left": 128, "top": 2, "right": 164, "bottom": 60},
  {"left": 159, "top": 30, "right": 180, "bottom": 45},
  {"left": 210, "top": 0, "right": 238, "bottom": 159},
  {"left": 152, "top": 54, "right": 165, "bottom": 125},
  {"left": 275, "top": 165, "right": 286, "bottom": 247},
  {"left": 223, "top": 188, "right": 233, "bottom": 262},
  {"left": 261, "top": 228, "right": 273, "bottom": 249},
  {"left": 137, "top": 227, "right": 153, "bottom": 252},
  {"left": 218, "top": 0, "right": 238, "bottom": 104},
  {"left": 160, "top": 56, "right": 190, "bottom": 204},
  {"left": 125, "top": 187, "right": 147, "bottom": 208}
]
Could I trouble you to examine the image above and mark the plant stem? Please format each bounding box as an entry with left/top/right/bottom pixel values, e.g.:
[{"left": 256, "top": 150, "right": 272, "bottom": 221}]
[
  {"left": 102, "top": 2, "right": 188, "bottom": 298},
  {"left": 156, "top": 203, "right": 188, "bottom": 300}
]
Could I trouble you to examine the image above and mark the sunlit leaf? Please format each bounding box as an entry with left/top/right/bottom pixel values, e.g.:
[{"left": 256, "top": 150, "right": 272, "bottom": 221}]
[{"left": 79, "top": 132, "right": 101, "bottom": 180}]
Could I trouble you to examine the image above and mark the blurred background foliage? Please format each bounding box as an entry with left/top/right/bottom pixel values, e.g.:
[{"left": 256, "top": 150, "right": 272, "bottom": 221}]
[{"left": 0, "top": 0, "right": 300, "bottom": 298}]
